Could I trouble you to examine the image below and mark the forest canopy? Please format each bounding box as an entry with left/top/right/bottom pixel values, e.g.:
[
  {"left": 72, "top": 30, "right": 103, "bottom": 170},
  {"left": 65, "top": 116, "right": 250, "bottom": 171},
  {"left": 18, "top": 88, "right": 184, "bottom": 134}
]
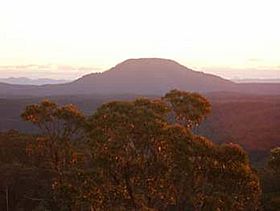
[{"left": 1, "top": 89, "right": 275, "bottom": 210}]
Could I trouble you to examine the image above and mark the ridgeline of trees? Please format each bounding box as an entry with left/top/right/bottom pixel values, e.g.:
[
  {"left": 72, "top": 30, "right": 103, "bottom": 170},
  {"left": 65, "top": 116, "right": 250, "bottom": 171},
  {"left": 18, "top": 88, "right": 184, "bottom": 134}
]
[{"left": 0, "top": 90, "right": 278, "bottom": 210}]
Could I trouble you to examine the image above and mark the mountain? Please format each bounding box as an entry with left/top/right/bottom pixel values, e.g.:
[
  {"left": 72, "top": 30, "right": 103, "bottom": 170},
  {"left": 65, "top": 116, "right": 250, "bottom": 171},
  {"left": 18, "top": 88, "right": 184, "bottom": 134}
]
[
  {"left": 0, "top": 58, "right": 279, "bottom": 96},
  {"left": 0, "top": 77, "right": 69, "bottom": 85},
  {"left": 67, "top": 58, "right": 236, "bottom": 94}
]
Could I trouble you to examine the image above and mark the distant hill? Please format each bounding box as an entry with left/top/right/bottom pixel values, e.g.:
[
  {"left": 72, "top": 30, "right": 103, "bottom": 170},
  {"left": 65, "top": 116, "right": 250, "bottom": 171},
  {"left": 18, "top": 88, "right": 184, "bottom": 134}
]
[
  {"left": 0, "top": 58, "right": 279, "bottom": 96},
  {"left": 0, "top": 77, "right": 69, "bottom": 85},
  {"left": 233, "top": 78, "right": 280, "bottom": 83},
  {"left": 69, "top": 58, "right": 235, "bottom": 94}
]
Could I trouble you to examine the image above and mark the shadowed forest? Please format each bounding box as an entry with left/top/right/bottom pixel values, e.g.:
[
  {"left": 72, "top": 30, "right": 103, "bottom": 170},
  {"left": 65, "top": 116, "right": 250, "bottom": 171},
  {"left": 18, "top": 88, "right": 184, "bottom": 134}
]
[{"left": 0, "top": 90, "right": 279, "bottom": 210}]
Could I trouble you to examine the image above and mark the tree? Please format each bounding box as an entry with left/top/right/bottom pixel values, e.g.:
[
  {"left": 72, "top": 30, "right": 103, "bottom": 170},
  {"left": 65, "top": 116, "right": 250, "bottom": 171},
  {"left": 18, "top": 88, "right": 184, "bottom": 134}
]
[
  {"left": 21, "top": 100, "right": 87, "bottom": 210},
  {"left": 0, "top": 131, "right": 53, "bottom": 211},
  {"left": 20, "top": 90, "right": 261, "bottom": 210},
  {"left": 84, "top": 90, "right": 260, "bottom": 210},
  {"left": 262, "top": 147, "right": 280, "bottom": 211},
  {"left": 268, "top": 147, "right": 280, "bottom": 175},
  {"left": 21, "top": 100, "right": 86, "bottom": 170},
  {"left": 87, "top": 98, "right": 172, "bottom": 209},
  {"left": 196, "top": 142, "right": 261, "bottom": 210},
  {"left": 163, "top": 89, "right": 211, "bottom": 128}
]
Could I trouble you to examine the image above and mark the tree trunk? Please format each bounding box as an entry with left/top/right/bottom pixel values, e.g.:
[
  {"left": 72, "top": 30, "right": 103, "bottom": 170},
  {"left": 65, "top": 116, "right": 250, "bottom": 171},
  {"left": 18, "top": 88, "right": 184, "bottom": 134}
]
[{"left": 5, "top": 186, "right": 9, "bottom": 211}]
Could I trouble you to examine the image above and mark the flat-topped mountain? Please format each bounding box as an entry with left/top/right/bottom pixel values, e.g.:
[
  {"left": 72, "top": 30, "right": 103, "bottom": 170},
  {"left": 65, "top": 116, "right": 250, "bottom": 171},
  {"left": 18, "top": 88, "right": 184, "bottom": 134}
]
[
  {"left": 0, "top": 58, "right": 279, "bottom": 96},
  {"left": 69, "top": 58, "right": 235, "bottom": 94}
]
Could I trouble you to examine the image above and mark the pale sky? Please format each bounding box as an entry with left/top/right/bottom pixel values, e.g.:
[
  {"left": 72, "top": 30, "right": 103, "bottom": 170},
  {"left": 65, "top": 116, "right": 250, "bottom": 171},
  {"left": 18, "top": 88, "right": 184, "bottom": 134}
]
[{"left": 0, "top": 0, "right": 279, "bottom": 79}]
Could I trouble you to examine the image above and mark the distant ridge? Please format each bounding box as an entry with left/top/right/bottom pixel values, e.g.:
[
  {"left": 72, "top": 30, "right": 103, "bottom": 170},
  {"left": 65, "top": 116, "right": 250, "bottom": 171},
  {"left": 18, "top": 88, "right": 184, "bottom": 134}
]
[
  {"left": 233, "top": 78, "right": 280, "bottom": 83},
  {"left": 0, "top": 77, "right": 69, "bottom": 85},
  {"left": 0, "top": 58, "right": 279, "bottom": 96}
]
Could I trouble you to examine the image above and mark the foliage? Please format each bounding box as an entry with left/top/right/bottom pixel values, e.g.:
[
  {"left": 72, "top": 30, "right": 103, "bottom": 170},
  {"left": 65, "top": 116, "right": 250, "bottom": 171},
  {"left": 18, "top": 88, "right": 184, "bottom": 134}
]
[
  {"left": 21, "top": 100, "right": 87, "bottom": 210},
  {"left": 82, "top": 89, "right": 260, "bottom": 210},
  {"left": 261, "top": 147, "right": 280, "bottom": 211},
  {"left": 163, "top": 89, "right": 211, "bottom": 128},
  {"left": 0, "top": 131, "right": 53, "bottom": 211},
  {"left": 0, "top": 90, "right": 263, "bottom": 210},
  {"left": 268, "top": 147, "right": 280, "bottom": 175}
]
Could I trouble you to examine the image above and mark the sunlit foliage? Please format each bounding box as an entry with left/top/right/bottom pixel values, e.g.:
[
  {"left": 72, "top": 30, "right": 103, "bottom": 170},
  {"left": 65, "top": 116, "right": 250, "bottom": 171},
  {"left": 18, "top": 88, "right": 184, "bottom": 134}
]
[{"left": 19, "top": 90, "right": 261, "bottom": 210}]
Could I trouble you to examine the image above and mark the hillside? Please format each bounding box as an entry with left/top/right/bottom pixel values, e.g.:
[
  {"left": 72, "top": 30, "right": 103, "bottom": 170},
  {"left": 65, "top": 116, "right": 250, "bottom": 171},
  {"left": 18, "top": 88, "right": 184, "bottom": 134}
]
[
  {"left": 0, "top": 93, "right": 279, "bottom": 153},
  {"left": 197, "top": 93, "right": 280, "bottom": 151}
]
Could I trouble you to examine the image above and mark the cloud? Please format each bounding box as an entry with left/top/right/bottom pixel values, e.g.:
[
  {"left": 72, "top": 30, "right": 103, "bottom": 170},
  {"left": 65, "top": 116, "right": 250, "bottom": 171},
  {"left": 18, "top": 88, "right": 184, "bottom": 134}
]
[
  {"left": 247, "top": 58, "right": 262, "bottom": 62},
  {"left": 204, "top": 67, "right": 280, "bottom": 79},
  {"left": 0, "top": 64, "right": 101, "bottom": 79}
]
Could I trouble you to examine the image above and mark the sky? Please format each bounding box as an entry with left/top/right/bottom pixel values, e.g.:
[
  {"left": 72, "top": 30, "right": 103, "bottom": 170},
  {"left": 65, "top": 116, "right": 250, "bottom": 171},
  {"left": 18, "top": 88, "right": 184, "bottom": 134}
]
[{"left": 0, "top": 0, "right": 279, "bottom": 79}]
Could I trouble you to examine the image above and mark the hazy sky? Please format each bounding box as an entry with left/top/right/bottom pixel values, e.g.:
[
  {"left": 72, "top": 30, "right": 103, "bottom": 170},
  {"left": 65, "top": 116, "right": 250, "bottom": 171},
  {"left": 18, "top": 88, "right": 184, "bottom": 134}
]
[{"left": 0, "top": 0, "right": 279, "bottom": 79}]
